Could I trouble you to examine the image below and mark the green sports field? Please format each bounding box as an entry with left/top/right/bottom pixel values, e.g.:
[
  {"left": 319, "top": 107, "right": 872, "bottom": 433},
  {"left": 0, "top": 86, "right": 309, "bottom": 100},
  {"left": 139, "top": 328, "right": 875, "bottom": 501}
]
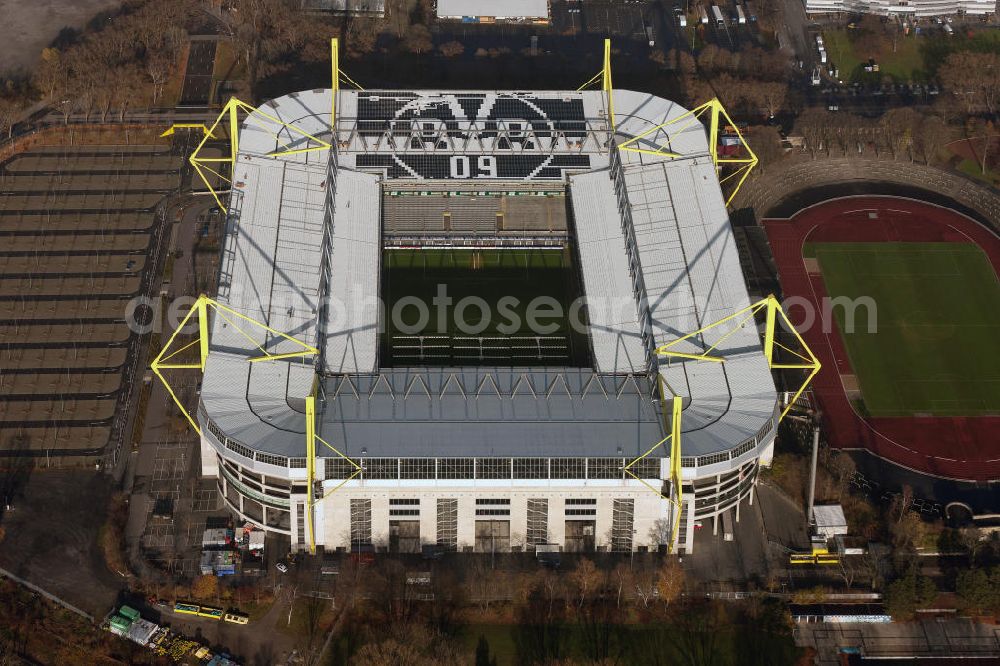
[
  {"left": 810, "top": 242, "right": 1000, "bottom": 417},
  {"left": 381, "top": 248, "right": 591, "bottom": 367}
]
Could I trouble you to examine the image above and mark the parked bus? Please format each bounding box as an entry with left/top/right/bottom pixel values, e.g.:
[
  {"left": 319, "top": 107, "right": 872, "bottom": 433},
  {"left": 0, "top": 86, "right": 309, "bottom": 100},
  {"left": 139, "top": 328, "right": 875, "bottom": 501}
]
[
  {"left": 711, "top": 5, "right": 725, "bottom": 25},
  {"left": 196, "top": 606, "right": 224, "bottom": 620},
  {"left": 174, "top": 603, "right": 199, "bottom": 615},
  {"left": 224, "top": 612, "right": 249, "bottom": 625},
  {"left": 699, "top": 6, "right": 709, "bottom": 23},
  {"left": 736, "top": 5, "right": 746, "bottom": 23}
]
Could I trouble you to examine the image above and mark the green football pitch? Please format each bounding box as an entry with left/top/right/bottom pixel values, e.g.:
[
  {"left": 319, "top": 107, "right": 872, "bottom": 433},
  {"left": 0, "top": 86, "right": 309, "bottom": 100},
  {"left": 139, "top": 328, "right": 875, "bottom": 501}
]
[
  {"left": 381, "top": 248, "right": 592, "bottom": 367},
  {"left": 809, "top": 242, "right": 1000, "bottom": 417}
]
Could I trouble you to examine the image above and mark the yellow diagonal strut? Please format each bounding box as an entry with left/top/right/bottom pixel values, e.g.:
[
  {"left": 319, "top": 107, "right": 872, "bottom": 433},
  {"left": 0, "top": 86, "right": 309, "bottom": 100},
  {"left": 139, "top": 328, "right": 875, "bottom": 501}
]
[
  {"left": 149, "top": 294, "right": 319, "bottom": 437},
  {"left": 330, "top": 37, "right": 364, "bottom": 144},
  {"left": 656, "top": 294, "right": 821, "bottom": 423},
  {"left": 616, "top": 97, "right": 758, "bottom": 206},
  {"left": 624, "top": 395, "right": 684, "bottom": 553},
  {"left": 185, "top": 97, "right": 334, "bottom": 210},
  {"left": 304, "top": 392, "right": 363, "bottom": 554}
]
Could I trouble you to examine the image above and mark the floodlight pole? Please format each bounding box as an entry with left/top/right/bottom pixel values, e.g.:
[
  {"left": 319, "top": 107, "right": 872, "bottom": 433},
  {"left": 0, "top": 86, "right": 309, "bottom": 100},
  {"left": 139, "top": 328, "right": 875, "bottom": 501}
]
[{"left": 806, "top": 426, "right": 819, "bottom": 525}]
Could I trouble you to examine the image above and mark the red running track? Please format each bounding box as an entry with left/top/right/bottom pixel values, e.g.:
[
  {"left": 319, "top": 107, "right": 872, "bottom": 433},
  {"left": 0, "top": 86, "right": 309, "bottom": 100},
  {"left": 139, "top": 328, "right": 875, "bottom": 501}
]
[{"left": 763, "top": 196, "right": 1000, "bottom": 482}]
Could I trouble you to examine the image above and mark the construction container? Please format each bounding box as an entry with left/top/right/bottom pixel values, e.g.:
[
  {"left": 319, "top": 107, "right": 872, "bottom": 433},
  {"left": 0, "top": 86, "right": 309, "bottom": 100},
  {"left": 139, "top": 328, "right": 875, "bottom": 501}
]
[
  {"left": 109, "top": 615, "right": 132, "bottom": 636},
  {"left": 118, "top": 605, "right": 141, "bottom": 622}
]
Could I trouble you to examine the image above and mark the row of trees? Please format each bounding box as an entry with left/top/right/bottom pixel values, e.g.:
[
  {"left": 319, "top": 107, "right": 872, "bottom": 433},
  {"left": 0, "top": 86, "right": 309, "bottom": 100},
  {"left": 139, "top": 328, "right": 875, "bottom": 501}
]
[
  {"left": 792, "top": 106, "right": 951, "bottom": 163},
  {"left": 32, "top": 0, "right": 196, "bottom": 120},
  {"left": 320, "top": 554, "right": 799, "bottom": 665}
]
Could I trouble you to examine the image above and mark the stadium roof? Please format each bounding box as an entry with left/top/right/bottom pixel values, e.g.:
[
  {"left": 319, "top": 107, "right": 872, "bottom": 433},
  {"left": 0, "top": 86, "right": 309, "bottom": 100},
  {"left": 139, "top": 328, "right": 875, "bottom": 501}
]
[
  {"left": 199, "top": 88, "right": 778, "bottom": 462},
  {"left": 436, "top": 0, "right": 549, "bottom": 19}
]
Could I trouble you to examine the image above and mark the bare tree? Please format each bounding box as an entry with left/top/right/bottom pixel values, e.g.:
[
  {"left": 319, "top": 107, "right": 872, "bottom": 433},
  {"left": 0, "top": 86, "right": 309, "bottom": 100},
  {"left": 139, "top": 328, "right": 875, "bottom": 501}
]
[
  {"left": 404, "top": 24, "right": 434, "bottom": 55},
  {"left": 438, "top": 41, "right": 465, "bottom": 58},
  {"left": 0, "top": 98, "right": 22, "bottom": 139},
  {"left": 569, "top": 557, "right": 601, "bottom": 610}
]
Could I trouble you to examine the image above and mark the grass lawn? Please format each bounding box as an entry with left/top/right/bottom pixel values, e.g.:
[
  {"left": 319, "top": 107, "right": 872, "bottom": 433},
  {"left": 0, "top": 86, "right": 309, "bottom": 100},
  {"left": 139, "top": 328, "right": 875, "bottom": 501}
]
[
  {"left": 822, "top": 29, "right": 933, "bottom": 82},
  {"left": 211, "top": 40, "right": 246, "bottom": 103},
  {"left": 956, "top": 158, "right": 1000, "bottom": 188},
  {"left": 812, "top": 242, "right": 1000, "bottom": 417},
  {"left": 460, "top": 621, "right": 802, "bottom": 665}
]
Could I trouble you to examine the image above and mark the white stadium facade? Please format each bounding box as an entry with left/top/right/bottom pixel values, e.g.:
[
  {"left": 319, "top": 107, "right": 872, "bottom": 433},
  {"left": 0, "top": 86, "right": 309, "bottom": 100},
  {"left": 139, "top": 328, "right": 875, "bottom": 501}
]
[
  {"left": 195, "top": 86, "right": 780, "bottom": 555},
  {"left": 803, "top": 0, "right": 994, "bottom": 16}
]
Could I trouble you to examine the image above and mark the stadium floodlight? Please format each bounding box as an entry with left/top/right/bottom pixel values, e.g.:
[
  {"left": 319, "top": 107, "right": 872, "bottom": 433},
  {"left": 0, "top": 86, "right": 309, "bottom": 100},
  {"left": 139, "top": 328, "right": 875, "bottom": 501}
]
[
  {"left": 149, "top": 294, "right": 319, "bottom": 436},
  {"left": 656, "top": 294, "right": 821, "bottom": 424}
]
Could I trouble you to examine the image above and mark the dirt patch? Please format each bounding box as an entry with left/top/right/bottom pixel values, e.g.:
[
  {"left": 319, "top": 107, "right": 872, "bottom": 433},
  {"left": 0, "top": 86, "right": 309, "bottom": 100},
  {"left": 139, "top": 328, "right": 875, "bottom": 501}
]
[
  {"left": 0, "top": 469, "right": 123, "bottom": 616},
  {"left": 0, "top": 0, "right": 123, "bottom": 71}
]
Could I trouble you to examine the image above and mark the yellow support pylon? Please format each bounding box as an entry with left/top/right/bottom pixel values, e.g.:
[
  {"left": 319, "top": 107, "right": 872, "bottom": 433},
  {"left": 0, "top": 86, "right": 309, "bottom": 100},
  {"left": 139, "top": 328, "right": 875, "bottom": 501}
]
[
  {"left": 306, "top": 396, "right": 316, "bottom": 553},
  {"left": 188, "top": 97, "right": 334, "bottom": 210},
  {"left": 303, "top": 391, "right": 362, "bottom": 554},
  {"left": 656, "top": 294, "right": 821, "bottom": 423},
  {"left": 329, "top": 37, "right": 364, "bottom": 139},
  {"left": 578, "top": 38, "right": 615, "bottom": 131},
  {"left": 618, "top": 98, "right": 758, "bottom": 206},
  {"left": 624, "top": 394, "right": 684, "bottom": 553},
  {"left": 149, "top": 294, "right": 319, "bottom": 437}
]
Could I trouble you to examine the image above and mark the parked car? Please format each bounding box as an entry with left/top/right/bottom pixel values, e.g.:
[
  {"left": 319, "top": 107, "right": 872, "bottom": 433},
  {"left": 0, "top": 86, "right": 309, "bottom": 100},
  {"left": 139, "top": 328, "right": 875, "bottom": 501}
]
[{"left": 275, "top": 562, "right": 288, "bottom": 573}]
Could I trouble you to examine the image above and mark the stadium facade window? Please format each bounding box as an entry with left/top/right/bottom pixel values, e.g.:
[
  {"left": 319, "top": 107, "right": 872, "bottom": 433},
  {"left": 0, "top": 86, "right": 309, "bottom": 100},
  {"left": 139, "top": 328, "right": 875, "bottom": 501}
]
[
  {"left": 225, "top": 439, "right": 255, "bottom": 461},
  {"left": 437, "top": 499, "right": 458, "bottom": 551},
  {"left": 438, "top": 458, "right": 475, "bottom": 479},
  {"left": 350, "top": 499, "right": 372, "bottom": 546},
  {"left": 611, "top": 499, "right": 635, "bottom": 552},
  {"left": 476, "top": 498, "right": 511, "bottom": 505},
  {"left": 513, "top": 458, "right": 548, "bottom": 479},
  {"left": 288, "top": 458, "right": 307, "bottom": 469},
  {"left": 631, "top": 457, "right": 661, "bottom": 479},
  {"left": 363, "top": 458, "right": 399, "bottom": 480},
  {"left": 325, "top": 458, "right": 357, "bottom": 480},
  {"left": 550, "top": 458, "right": 586, "bottom": 479},
  {"left": 526, "top": 499, "right": 548, "bottom": 545},
  {"left": 257, "top": 452, "right": 289, "bottom": 468},
  {"left": 587, "top": 458, "right": 623, "bottom": 479},
  {"left": 565, "top": 498, "right": 597, "bottom": 505},
  {"left": 698, "top": 452, "right": 729, "bottom": 467},
  {"left": 389, "top": 498, "right": 420, "bottom": 505},
  {"left": 476, "top": 458, "right": 512, "bottom": 480},
  {"left": 400, "top": 458, "right": 435, "bottom": 479}
]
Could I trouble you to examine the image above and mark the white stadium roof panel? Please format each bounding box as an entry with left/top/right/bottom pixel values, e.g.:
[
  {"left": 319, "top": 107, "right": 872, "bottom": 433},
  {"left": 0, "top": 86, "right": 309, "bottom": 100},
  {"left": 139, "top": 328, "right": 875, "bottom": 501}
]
[
  {"left": 323, "top": 168, "right": 380, "bottom": 374},
  {"left": 198, "top": 87, "right": 778, "bottom": 461},
  {"left": 437, "top": 0, "right": 549, "bottom": 19},
  {"left": 569, "top": 170, "right": 646, "bottom": 374}
]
